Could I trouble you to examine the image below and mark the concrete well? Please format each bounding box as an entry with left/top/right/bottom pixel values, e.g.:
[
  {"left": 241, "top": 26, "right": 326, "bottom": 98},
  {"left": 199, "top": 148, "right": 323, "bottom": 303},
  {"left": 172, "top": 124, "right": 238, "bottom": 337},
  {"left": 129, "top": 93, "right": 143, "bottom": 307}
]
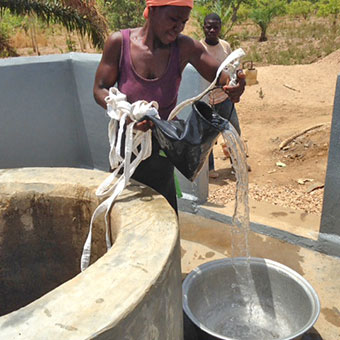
[{"left": 0, "top": 167, "right": 182, "bottom": 339}]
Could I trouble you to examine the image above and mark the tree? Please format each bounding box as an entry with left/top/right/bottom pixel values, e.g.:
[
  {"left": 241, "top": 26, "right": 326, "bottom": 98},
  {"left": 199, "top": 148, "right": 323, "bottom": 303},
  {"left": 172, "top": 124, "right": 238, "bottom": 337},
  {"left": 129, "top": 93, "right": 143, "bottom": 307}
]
[
  {"left": 247, "top": 0, "right": 286, "bottom": 42},
  {"left": 99, "top": 0, "right": 145, "bottom": 31},
  {"left": 317, "top": 0, "right": 340, "bottom": 27},
  {"left": 61, "top": 0, "right": 107, "bottom": 47},
  {"left": 0, "top": 27, "right": 18, "bottom": 57},
  {"left": 230, "top": 0, "right": 250, "bottom": 23},
  {"left": 0, "top": 0, "right": 108, "bottom": 56},
  {"left": 286, "top": 0, "right": 314, "bottom": 20},
  {"left": 192, "top": 0, "right": 249, "bottom": 40}
]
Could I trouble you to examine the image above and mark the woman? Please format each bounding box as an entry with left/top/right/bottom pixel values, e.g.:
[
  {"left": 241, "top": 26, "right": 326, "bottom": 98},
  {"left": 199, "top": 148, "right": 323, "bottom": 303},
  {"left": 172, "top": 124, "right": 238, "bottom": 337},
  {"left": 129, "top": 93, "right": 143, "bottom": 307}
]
[{"left": 93, "top": 0, "right": 245, "bottom": 213}]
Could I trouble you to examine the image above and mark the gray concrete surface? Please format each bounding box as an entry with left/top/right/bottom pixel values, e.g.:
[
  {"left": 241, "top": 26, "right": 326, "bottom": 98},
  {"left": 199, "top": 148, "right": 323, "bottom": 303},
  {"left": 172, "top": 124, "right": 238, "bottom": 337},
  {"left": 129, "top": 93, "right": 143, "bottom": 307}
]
[
  {"left": 0, "top": 168, "right": 182, "bottom": 339},
  {"left": 320, "top": 74, "right": 340, "bottom": 240},
  {"left": 184, "top": 198, "right": 340, "bottom": 258},
  {"left": 0, "top": 54, "right": 97, "bottom": 169}
]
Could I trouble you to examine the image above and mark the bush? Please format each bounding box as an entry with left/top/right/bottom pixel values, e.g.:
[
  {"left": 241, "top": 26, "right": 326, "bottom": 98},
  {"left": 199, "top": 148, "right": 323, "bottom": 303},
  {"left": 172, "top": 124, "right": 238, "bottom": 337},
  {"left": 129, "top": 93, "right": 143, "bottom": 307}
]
[
  {"left": 100, "top": 0, "right": 145, "bottom": 31},
  {"left": 286, "top": 0, "right": 315, "bottom": 20}
]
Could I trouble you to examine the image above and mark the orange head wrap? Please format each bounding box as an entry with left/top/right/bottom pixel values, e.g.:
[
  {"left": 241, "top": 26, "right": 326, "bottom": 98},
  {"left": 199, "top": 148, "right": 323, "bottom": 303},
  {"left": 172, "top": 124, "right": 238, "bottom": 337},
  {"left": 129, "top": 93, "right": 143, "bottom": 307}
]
[{"left": 143, "top": 0, "right": 194, "bottom": 19}]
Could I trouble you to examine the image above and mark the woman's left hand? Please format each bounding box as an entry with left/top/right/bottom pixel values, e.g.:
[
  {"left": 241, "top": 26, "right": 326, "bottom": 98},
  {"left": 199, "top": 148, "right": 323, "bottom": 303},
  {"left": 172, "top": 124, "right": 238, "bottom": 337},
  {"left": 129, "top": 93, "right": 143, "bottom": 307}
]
[{"left": 223, "top": 70, "right": 246, "bottom": 103}]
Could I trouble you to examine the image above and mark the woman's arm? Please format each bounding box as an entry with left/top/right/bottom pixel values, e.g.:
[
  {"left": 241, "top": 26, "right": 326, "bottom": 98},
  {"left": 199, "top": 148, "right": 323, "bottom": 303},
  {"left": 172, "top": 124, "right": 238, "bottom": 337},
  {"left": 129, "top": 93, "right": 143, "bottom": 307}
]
[
  {"left": 93, "top": 32, "right": 122, "bottom": 109},
  {"left": 179, "top": 35, "right": 245, "bottom": 103}
]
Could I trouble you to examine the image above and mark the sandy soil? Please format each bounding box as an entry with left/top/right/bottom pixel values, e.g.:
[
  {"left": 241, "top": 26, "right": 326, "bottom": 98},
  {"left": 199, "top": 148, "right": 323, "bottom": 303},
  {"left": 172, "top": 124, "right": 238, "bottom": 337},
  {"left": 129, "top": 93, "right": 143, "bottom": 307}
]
[{"left": 208, "top": 49, "right": 340, "bottom": 215}]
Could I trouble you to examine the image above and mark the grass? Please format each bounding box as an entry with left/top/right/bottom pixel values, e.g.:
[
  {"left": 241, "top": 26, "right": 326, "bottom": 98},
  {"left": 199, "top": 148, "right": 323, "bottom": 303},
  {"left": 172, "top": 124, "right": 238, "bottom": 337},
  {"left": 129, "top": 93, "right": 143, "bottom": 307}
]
[{"left": 229, "top": 16, "right": 340, "bottom": 66}]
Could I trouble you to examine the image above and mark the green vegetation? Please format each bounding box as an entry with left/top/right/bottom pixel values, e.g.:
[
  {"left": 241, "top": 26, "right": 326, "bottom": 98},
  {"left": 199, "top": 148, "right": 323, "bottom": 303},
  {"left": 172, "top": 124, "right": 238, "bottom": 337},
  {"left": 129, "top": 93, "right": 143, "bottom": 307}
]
[
  {"left": 0, "top": 0, "right": 107, "bottom": 53},
  {"left": 286, "top": 0, "right": 314, "bottom": 19},
  {"left": 193, "top": 0, "right": 340, "bottom": 65},
  {"left": 98, "top": 0, "right": 145, "bottom": 31},
  {"left": 316, "top": 0, "right": 340, "bottom": 26},
  {"left": 0, "top": 9, "right": 25, "bottom": 56},
  {"left": 246, "top": 0, "right": 286, "bottom": 41},
  {"left": 191, "top": 0, "right": 235, "bottom": 39},
  {"left": 240, "top": 15, "right": 340, "bottom": 65},
  {"left": 0, "top": 0, "right": 339, "bottom": 66},
  {"left": 0, "top": 28, "right": 17, "bottom": 57}
]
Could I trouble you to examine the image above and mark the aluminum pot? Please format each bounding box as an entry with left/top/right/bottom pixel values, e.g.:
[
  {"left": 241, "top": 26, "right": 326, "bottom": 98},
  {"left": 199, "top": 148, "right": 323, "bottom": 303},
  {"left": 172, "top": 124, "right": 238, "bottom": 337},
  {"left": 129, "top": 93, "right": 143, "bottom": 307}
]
[{"left": 183, "top": 257, "right": 320, "bottom": 340}]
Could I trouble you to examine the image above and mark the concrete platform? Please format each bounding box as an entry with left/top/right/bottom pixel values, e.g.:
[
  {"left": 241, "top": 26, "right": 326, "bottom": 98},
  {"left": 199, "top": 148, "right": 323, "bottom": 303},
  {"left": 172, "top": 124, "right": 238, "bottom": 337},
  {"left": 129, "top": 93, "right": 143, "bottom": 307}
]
[
  {"left": 205, "top": 197, "right": 321, "bottom": 241},
  {"left": 179, "top": 199, "right": 340, "bottom": 340}
]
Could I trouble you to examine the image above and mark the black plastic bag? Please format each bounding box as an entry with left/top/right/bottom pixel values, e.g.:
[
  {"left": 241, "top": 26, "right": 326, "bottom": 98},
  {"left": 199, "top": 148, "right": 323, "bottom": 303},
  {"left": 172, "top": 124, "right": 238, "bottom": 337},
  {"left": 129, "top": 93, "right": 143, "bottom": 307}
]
[{"left": 145, "top": 101, "right": 229, "bottom": 181}]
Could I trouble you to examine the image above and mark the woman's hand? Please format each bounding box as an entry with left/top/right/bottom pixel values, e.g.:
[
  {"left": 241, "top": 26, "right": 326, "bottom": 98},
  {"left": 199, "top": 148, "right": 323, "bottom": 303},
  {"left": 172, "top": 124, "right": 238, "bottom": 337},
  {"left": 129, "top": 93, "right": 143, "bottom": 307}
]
[
  {"left": 223, "top": 70, "right": 246, "bottom": 103},
  {"left": 136, "top": 119, "right": 154, "bottom": 132},
  {"left": 126, "top": 117, "right": 154, "bottom": 132}
]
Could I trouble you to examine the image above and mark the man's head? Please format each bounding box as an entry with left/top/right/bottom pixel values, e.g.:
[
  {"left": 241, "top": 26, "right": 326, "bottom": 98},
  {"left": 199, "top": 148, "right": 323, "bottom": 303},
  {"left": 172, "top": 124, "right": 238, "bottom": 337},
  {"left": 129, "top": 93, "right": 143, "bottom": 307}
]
[{"left": 203, "top": 13, "right": 221, "bottom": 45}]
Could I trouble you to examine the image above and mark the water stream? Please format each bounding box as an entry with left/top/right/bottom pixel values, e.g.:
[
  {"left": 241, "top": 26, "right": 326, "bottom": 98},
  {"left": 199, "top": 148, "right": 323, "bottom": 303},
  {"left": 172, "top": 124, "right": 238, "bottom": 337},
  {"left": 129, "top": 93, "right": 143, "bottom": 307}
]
[
  {"left": 208, "top": 127, "right": 287, "bottom": 339},
  {"left": 222, "top": 127, "right": 250, "bottom": 259}
]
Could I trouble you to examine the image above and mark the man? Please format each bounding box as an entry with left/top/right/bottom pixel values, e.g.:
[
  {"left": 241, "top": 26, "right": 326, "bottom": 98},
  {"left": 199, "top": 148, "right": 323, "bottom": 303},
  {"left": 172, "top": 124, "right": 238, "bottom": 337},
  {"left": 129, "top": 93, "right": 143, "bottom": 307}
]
[
  {"left": 200, "top": 13, "right": 244, "bottom": 178},
  {"left": 93, "top": 1, "right": 245, "bottom": 213}
]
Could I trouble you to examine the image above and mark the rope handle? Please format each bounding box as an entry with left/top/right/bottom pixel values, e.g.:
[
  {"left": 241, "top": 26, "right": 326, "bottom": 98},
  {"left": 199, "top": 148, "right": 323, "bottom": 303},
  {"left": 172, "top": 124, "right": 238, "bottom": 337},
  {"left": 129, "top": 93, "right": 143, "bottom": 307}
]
[{"left": 167, "top": 48, "right": 245, "bottom": 121}]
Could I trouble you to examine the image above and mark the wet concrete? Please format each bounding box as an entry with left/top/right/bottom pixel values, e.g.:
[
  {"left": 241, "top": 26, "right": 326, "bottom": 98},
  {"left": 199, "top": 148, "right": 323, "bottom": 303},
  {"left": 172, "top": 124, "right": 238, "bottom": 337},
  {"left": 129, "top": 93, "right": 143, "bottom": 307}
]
[{"left": 179, "top": 210, "right": 340, "bottom": 340}]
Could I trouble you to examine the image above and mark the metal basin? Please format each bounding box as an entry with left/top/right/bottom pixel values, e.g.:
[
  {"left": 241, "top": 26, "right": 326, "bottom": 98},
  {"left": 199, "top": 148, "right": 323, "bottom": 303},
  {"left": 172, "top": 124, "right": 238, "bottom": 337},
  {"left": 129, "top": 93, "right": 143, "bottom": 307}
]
[{"left": 183, "top": 257, "right": 320, "bottom": 340}]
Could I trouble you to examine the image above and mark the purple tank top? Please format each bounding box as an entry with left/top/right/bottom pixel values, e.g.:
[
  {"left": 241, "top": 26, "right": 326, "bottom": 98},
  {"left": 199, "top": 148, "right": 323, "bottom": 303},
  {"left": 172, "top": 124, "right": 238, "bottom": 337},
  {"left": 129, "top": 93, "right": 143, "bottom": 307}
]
[{"left": 118, "top": 29, "right": 182, "bottom": 120}]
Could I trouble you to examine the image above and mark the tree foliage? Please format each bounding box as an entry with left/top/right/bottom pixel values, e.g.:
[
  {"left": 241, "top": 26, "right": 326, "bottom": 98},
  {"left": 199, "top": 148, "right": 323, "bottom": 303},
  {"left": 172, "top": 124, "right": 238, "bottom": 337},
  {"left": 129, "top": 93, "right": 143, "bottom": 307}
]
[
  {"left": 2, "top": 0, "right": 339, "bottom": 57},
  {"left": 0, "top": 0, "right": 108, "bottom": 52},
  {"left": 192, "top": 0, "right": 249, "bottom": 40},
  {"left": 286, "top": 0, "right": 314, "bottom": 19},
  {"left": 99, "top": 0, "right": 145, "bottom": 31},
  {"left": 247, "top": 0, "right": 286, "bottom": 41},
  {"left": 0, "top": 25, "right": 18, "bottom": 57},
  {"left": 316, "top": 0, "right": 340, "bottom": 26}
]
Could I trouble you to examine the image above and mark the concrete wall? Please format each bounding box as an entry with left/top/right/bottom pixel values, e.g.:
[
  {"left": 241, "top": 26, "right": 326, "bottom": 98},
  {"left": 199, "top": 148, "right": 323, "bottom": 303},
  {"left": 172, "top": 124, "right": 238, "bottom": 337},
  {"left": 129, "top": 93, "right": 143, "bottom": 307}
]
[
  {"left": 320, "top": 74, "right": 340, "bottom": 251},
  {"left": 0, "top": 54, "right": 105, "bottom": 170},
  {"left": 0, "top": 53, "right": 209, "bottom": 204}
]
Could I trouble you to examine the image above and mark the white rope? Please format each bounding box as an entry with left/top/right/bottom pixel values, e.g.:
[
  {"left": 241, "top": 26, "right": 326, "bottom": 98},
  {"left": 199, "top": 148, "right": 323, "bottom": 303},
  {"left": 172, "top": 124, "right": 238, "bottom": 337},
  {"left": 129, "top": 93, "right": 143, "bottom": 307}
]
[
  {"left": 80, "top": 48, "right": 246, "bottom": 271},
  {"left": 80, "top": 88, "right": 160, "bottom": 271}
]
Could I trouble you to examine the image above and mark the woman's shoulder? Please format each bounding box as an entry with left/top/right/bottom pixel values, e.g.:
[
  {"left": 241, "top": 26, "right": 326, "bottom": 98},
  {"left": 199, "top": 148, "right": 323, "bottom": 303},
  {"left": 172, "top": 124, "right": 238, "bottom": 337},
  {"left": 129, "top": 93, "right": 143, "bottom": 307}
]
[
  {"left": 177, "top": 34, "right": 208, "bottom": 71},
  {"left": 105, "top": 31, "right": 123, "bottom": 47},
  {"left": 101, "top": 31, "right": 124, "bottom": 65},
  {"left": 177, "top": 34, "right": 205, "bottom": 54}
]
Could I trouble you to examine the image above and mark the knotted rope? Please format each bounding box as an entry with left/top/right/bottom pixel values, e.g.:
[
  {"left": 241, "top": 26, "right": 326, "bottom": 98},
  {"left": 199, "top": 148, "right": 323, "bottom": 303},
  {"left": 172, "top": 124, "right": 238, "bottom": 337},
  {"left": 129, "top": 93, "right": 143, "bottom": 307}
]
[{"left": 81, "top": 88, "right": 160, "bottom": 271}]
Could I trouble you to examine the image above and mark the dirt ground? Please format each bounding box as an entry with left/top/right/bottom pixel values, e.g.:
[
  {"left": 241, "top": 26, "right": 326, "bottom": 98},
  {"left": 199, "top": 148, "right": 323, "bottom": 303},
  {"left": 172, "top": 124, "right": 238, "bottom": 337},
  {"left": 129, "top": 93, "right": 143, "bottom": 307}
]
[{"left": 208, "top": 49, "right": 340, "bottom": 215}]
